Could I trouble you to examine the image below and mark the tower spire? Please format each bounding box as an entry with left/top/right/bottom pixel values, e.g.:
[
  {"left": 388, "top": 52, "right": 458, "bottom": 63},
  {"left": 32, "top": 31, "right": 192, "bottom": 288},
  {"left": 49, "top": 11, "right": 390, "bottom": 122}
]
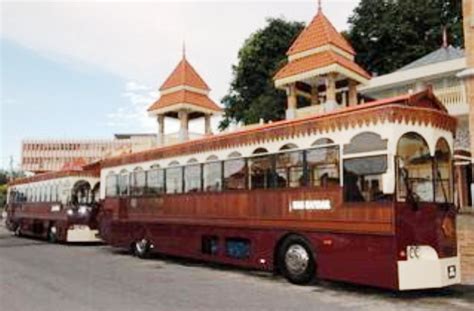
[
  {"left": 182, "top": 41, "right": 186, "bottom": 59},
  {"left": 318, "top": 0, "right": 322, "bottom": 12}
]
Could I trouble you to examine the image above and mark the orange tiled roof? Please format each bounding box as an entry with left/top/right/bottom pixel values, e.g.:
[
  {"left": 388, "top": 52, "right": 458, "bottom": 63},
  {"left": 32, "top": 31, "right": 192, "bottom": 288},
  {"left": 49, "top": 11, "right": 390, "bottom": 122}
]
[
  {"left": 275, "top": 50, "right": 371, "bottom": 81},
  {"left": 148, "top": 90, "right": 221, "bottom": 112},
  {"left": 160, "top": 57, "right": 210, "bottom": 91},
  {"left": 287, "top": 10, "right": 355, "bottom": 56}
]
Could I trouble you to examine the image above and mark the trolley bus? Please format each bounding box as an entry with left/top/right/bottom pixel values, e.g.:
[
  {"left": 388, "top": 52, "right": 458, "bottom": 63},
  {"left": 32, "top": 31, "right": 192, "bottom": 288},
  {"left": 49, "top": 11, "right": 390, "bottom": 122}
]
[
  {"left": 6, "top": 170, "right": 101, "bottom": 243},
  {"left": 98, "top": 89, "right": 460, "bottom": 290}
]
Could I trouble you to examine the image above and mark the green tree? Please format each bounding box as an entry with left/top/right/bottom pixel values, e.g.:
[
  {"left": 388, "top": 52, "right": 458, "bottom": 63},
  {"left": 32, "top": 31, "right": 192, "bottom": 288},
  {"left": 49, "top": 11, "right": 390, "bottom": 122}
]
[
  {"left": 0, "top": 184, "right": 7, "bottom": 207},
  {"left": 219, "top": 18, "right": 304, "bottom": 129},
  {"left": 346, "top": 0, "right": 463, "bottom": 76}
]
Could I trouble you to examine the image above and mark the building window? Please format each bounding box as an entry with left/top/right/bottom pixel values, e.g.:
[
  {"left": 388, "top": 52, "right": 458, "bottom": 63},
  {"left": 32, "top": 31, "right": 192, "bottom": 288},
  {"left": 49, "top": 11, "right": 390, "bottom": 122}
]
[
  {"left": 343, "top": 155, "right": 388, "bottom": 202},
  {"left": 223, "top": 158, "right": 246, "bottom": 190},
  {"left": 203, "top": 161, "right": 222, "bottom": 192},
  {"left": 307, "top": 146, "right": 340, "bottom": 187},
  {"left": 185, "top": 164, "right": 202, "bottom": 193}
]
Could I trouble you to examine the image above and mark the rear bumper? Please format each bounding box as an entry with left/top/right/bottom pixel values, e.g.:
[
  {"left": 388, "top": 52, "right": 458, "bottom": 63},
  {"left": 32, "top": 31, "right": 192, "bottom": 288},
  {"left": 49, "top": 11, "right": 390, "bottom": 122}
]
[
  {"left": 67, "top": 226, "right": 101, "bottom": 242},
  {"left": 398, "top": 256, "right": 460, "bottom": 290}
]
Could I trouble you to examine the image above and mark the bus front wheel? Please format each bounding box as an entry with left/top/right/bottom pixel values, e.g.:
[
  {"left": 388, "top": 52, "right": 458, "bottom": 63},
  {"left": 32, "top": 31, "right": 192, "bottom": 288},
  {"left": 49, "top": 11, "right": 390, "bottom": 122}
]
[
  {"left": 133, "top": 238, "right": 151, "bottom": 259},
  {"left": 14, "top": 224, "right": 22, "bottom": 237},
  {"left": 278, "top": 235, "right": 316, "bottom": 285}
]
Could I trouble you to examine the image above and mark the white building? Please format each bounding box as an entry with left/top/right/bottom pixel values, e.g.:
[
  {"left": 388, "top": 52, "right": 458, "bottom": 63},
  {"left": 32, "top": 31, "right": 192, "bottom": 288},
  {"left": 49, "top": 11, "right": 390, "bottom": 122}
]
[{"left": 21, "top": 134, "right": 157, "bottom": 173}]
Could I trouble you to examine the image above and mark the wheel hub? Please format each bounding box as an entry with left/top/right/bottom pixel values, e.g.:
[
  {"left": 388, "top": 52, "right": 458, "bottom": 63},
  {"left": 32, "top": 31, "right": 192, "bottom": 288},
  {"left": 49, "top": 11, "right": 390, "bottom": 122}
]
[
  {"left": 284, "top": 244, "right": 309, "bottom": 275},
  {"left": 135, "top": 239, "right": 148, "bottom": 254}
]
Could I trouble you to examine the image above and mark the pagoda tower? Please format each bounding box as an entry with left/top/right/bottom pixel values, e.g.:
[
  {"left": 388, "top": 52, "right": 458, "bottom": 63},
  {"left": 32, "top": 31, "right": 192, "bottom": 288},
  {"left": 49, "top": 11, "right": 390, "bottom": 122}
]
[
  {"left": 274, "top": 3, "right": 370, "bottom": 119},
  {"left": 148, "top": 51, "right": 221, "bottom": 145}
]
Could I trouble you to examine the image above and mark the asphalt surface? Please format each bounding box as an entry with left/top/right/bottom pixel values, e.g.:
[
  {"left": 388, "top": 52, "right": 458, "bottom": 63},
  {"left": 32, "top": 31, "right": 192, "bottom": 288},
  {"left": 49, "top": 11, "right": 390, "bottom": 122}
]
[{"left": 1, "top": 225, "right": 473, "bottom": 311}]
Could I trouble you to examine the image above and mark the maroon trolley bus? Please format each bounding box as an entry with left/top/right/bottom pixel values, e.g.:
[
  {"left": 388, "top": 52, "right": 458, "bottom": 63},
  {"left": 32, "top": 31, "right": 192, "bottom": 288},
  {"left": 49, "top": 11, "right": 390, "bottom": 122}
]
[
  {"left": 98, "top": 89, "right": 460, "bottom": 290},
  {"left": 6, "top": 170, "right": 101, "bottom": 243}
]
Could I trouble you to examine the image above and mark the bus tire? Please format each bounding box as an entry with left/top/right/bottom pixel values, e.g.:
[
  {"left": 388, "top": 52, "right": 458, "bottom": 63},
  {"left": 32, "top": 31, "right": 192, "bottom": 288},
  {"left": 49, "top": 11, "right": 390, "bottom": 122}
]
[
  {"left": 278, "top": 235, "right": 316, "bottom": 285},
  {"left": 134, "top": 238, "right": 151, "bottom": 259},
  {"left": 48, "top": 225, "right": 58, "bottom": 243},
  {"left": 14, "top": 224, "right": 22, "bottom": 237}
]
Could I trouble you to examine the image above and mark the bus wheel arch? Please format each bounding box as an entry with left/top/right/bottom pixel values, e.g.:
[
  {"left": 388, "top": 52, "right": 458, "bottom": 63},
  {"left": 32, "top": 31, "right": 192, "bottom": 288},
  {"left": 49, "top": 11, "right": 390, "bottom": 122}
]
[{"left": 275, "top": 233, "right": 317, "bottom": 285}]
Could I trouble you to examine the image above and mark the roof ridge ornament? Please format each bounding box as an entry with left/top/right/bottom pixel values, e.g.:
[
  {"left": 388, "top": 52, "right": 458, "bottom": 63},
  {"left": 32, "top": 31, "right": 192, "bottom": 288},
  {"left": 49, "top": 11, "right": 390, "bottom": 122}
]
[
  {"left": 442, "top": 26, "right": 448, "bottom": 48},
  {"left": 318, "top": 0, "right": 322, "bottom": 12}
]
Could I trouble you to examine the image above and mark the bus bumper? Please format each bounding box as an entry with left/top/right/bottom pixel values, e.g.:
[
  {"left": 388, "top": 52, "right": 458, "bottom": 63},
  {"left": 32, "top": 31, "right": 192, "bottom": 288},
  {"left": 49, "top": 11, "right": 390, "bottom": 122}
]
[
  {"left": 397, "top": 256, "right": 460, "bottom": 290},
  {"left": 67, "top": 225, "right": 101, "bottom": 242}
]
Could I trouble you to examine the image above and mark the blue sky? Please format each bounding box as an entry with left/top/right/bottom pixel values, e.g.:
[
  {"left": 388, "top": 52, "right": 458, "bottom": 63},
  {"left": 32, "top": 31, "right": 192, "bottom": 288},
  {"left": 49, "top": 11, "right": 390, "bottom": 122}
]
[
  {"left": 1, "top": 38, "right": 136, "bottom": 169},
  {"left": 0, "top": 0, "right": 359, "bottom": 170}
]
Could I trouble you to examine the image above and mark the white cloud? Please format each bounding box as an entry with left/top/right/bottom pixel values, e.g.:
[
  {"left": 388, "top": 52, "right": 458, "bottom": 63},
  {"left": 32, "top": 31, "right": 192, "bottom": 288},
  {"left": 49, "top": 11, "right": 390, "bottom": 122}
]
[
  {"left": 1, "top": 0, "right": 360, "bottom": 103},
  {"left": 106, "top": 81, "right": 158, "bottom": 131}
]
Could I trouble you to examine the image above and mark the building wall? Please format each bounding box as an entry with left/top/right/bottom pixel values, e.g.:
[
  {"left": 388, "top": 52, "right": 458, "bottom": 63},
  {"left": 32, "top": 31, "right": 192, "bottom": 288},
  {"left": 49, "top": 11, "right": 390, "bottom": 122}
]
[
  {"left": 458, "top": 213, "right": 474, "bottom": 284},
  {"left": 22, "top": 135, "right": 156, "bottom": 173}
]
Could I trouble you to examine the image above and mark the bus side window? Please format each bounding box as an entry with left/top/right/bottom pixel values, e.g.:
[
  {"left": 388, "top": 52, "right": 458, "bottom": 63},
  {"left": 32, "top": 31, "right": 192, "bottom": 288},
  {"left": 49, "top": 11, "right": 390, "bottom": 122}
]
[
  {"left": 307, "top": 146, "right": 340, "bottom": 187},
  {"left": 343, "top": 155, "right": 388, "bottom": 202}
]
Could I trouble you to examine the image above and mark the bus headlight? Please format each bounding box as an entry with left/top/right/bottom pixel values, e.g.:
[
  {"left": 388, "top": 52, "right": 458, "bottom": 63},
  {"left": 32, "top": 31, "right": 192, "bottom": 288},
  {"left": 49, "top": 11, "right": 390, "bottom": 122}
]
[
  {"left": 78, "top": 206, "right": 89, "bottom": 215},
  {"left": 66, "top": 209, "right": 74, "bottom": 216}
]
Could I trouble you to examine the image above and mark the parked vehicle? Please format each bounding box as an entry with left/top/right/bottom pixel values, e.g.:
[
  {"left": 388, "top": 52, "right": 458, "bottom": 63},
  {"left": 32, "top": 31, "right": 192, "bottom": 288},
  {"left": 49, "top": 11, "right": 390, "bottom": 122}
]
[
  {"left": 6, "top": 170, "right": 101, "bottom": 243},
  {"left": 97, "top": 89, "right": 460, "bottom": 290}
]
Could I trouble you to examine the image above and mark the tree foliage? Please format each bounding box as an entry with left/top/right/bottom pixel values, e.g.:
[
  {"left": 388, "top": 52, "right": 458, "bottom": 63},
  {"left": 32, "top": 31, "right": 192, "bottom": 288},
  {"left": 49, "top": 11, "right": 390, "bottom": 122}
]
[
  {"left": 219, "top": 18, "right": 304, "bottom": 129},
  {"left": 346, "top": 0, "right": 463, "bottom": 76}
]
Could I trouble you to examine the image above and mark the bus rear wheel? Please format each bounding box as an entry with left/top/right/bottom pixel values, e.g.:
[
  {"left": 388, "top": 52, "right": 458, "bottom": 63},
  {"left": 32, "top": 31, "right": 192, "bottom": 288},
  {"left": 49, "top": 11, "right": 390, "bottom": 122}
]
[
  {"left": 134, "top": 238, "right": 151, "bottom": 259},
  {"left": 278, "top": 235, "right": 316, "bottom": 285}
]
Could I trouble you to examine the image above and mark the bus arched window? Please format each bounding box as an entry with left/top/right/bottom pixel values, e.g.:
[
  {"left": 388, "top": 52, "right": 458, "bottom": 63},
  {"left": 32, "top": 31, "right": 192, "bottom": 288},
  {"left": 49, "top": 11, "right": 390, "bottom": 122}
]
[
  {"left": 280, "top": 143, "right": 298, "bottom": 150},
  {"left": 307, "top": 146, "right": 340, "bottom": 187},
  {"left": 72, "top": 180, "right": 91, "bottom": 204},
  {"left": 397, "top": 132, "right": 433, "bottom": 202},
  {"left": 311, "top": 138, "right": 334, "bottom": 146},
  {"left": 343, "top": 132, "right": 387, "bottom": 155},
  {"left": 434, "top": 138, "right": 452, "bottom": 203}
]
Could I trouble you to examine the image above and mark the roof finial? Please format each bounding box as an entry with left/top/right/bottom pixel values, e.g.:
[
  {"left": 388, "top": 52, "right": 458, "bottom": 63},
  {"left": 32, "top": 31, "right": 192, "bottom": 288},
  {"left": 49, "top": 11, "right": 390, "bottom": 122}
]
[
  {"left": 442, "top": 26, "right": 448, "bottom": 48},
  {"left": 182, "top": 41, "right": 186, "bottom": 59},
  {"left": 318, "top": 0, "right": 322, "bottom": 12}
]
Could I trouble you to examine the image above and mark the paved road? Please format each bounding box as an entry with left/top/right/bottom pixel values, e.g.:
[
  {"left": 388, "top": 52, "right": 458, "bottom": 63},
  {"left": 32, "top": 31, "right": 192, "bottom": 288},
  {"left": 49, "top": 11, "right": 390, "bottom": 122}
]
[{"left": 0, "top": 226, "right": 473, "bottom": 311}]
